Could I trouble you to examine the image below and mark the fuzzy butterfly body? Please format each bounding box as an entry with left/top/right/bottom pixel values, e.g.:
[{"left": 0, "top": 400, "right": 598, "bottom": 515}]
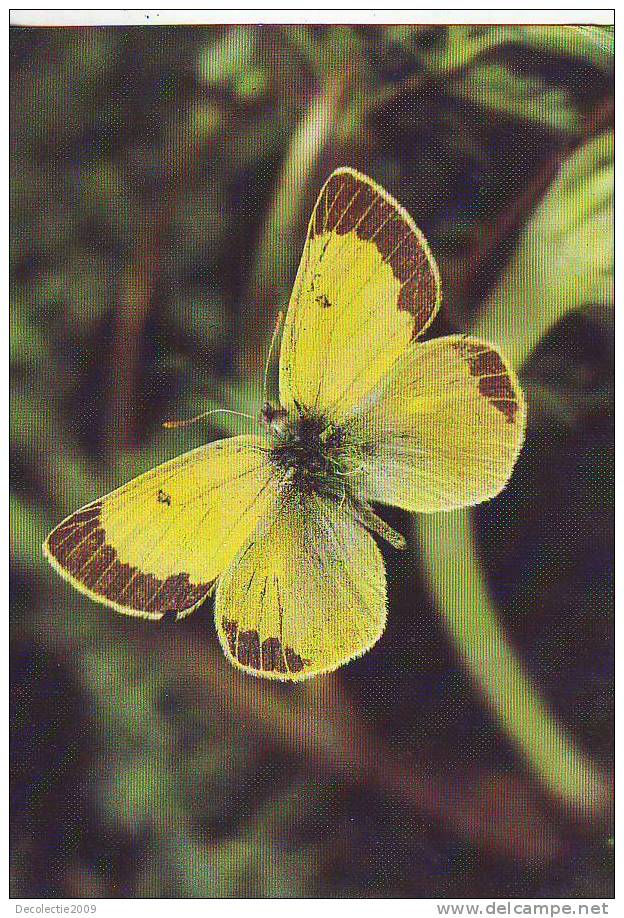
[{"left": 45, "top": 167, "right": 526, "bottom": 680}]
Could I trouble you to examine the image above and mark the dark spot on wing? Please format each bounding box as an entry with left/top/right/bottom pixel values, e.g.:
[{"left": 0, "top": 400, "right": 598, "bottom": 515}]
[
  {"left": 223, "top": 618, "right": 238, "bottom": 654},
  {"left": 261, "top": 637, "right": 287, "bottom": 673},
  {"left": 237, "top": 629, "right": 260, "bottom": 669},
  {"left": 284, "top": 647, "right": 307, "bottom": 673},
  {"left": 157, "top": 490, "right": 172, "bottom": 506}
]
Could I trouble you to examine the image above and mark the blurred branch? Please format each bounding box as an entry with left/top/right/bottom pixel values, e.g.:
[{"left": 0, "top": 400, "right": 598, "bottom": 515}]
[
  {"left": 107, "top": 225, "right": 158, "bottom": 452},
  {"left": 46, "top": 618, "right": 568, "bottom": 865},
  {"left": 106, "top": 121, "right": 208, "bottom": 453},
  {"left": 240, "top": 90, "right": 346, "bottom": 376}
]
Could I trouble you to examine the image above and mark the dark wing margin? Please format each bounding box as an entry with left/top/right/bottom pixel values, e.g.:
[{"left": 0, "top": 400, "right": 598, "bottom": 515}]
[
  {"left": 221, "top": 618, "right": 309, "bottom": 676},
  {"left": 451, "top": 338, "right": 521, "bottom": 424},
  {"left": 44, "top": 501, "right": 213, "bottom": 620},
  {"left": 308, "top": 167, "right": 441, "bottom": 338}
]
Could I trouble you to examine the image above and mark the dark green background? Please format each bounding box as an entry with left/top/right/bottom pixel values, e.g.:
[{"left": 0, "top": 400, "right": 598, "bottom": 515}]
[{"left": 10, "top": 25, "right": 613, "bottom": 898}]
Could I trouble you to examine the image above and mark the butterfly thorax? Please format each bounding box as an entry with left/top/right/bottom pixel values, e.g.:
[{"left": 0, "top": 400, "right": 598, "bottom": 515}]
[{"left": 263, "top": 404, "right": 352, "bottom": 499}]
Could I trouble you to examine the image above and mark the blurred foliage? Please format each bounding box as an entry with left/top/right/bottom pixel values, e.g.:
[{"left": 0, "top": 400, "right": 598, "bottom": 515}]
[{"left": 10, "top": 24, "right": 612, "bottom": 898}]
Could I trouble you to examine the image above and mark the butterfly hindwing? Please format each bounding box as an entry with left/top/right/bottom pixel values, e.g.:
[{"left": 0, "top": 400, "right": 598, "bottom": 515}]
[
  {"left": 44, "top": 436, "right": 280, "bottom": 619},
  {"left": 214, "top": 488, "right": 387, "bottom": 680},
  {"left": 346, "top": 335, "right": 526, "bottom": 512},
  {"left": 279, "top": 167, "right": 441, "bottom": 423}
]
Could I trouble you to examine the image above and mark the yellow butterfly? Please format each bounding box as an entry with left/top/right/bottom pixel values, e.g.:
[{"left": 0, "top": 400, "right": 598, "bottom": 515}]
[{"left": 44, "top": 167, "right": 526, "bottom": 681}]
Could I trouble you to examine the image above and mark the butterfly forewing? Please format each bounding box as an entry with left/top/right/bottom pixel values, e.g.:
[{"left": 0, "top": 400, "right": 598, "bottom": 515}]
[
  {"left": 279, "top": 167, "right": 441, "bottom": 423},
  {"left": 44, "top": 436, "right": 280, "bottom": 619}
]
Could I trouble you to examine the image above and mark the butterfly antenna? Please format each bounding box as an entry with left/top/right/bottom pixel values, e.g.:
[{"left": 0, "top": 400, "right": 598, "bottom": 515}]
[
  {"left": 264, "top": 310, "right": 284, "bottom": 407},
  {"left": 163, "top": 408, "right": 257, "bottom": 430}
]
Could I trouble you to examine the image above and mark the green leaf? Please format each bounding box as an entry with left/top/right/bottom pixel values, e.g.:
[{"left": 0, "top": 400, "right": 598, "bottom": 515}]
[
  {"left": 196, "top": 27, "right": 258, "bottom": 87},
  {"left": 10, "top": 305, "right": 49, "bottom": 367},
  {"left": 449, "top": 62, "right": 584, "bottom": 132},
  {"left": 10, "top": 495, "right": 52, "bottom": 573},
  {"left": 521, "top": 24, "right": 614, "bottom": 72},
  {"left": 416, "top": 26, "right": 514, "bottom": 76},
  {"left": 414, "top": 25, "right": 614, "bottom": 77},
  {"left": 473, "top": 131, "right": 613, "bottom": 367}
]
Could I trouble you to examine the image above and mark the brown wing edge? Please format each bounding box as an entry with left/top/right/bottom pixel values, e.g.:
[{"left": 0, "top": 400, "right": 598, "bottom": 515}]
[
  {"left": 309, "top": 166, "right": 442, "bottom": 339},
  {"left": 43, "top": 500, "right": 213, "bottom": 620},
  {"left": 451, "top": 335, "right": 526, "bottom": 429}
]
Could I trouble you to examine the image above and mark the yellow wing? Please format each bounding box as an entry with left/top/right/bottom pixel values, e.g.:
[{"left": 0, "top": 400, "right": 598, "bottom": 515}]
[
  {"left": 215, "top": 488, "right": 387, "bottom": 681},
  {"left": 346, "top": 335, "right": 526, "bottom": 512},
  {"left": 44, "top": 435, "right": 282, "bottom": 620},
  {"left": 279, "top": 167, "right": 441, "bottom": 423}
]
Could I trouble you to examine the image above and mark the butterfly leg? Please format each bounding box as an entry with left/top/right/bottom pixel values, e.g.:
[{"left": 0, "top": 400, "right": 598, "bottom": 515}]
[{"left": 347, "top": 497, "right": 407, "bottom": 550}]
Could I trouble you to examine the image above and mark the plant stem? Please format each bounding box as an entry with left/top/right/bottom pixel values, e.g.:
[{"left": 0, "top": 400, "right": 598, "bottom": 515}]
[
  {"left": 413, "top": 131, "right": 613, "bottom": 821},
  {"left": 415, "top": 510, "right": 611, "bottom": 821},
  {"left": 240, "top": 75, "right": 345, "bottom": 375}
]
